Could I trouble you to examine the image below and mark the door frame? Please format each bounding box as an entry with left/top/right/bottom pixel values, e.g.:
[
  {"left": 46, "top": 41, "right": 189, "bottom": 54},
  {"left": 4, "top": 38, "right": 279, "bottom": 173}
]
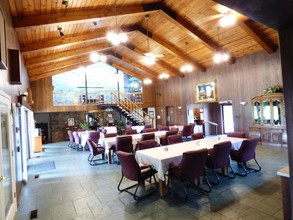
[{"left": 0, "top": 90, "right": 17, "bottom": 220}]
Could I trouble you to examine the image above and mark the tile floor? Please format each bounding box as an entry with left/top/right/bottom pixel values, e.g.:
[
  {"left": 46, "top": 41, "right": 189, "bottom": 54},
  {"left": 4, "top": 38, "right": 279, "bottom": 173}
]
[{"left": 15, "top": 141, "right": 288, "bottom": 220}]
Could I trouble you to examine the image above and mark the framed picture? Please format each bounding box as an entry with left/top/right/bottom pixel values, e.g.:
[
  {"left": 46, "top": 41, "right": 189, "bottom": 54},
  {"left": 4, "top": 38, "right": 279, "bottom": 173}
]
[
  {"left": 68, "top": 118, "right": 75, "bottom": 126},
  {"left": 0, "top": 9, "right": 7, "bottom": 70},
  {"left": 149, "top": 111, "right": 154, "bottom": 118},
  {"left": 195, "top": 81, "right": 217, "bottom": 103}
]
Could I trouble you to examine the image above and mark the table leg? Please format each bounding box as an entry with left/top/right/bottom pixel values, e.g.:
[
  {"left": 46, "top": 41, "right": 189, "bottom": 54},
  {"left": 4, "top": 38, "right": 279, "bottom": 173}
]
[
  {"left": 107, "top": 152, "right": 112, "bottom": 164},
  {"left": 159, "top": 180, "right": 167, "bottom": 197}
]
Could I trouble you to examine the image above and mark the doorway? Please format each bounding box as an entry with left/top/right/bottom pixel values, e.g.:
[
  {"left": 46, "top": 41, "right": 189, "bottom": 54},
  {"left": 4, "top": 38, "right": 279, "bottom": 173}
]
[
  {"left": 166, "top": 106, "right": 174, "bottom": 125},
  {"left": 221, "top": 103, "right": 234, "bottom": 133}
]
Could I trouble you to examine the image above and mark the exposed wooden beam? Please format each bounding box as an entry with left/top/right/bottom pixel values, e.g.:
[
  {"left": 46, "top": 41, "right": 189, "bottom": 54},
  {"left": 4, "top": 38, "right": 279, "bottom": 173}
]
[
  {"left": 20, "top": 30, "right": 109, "bottom": 53},
  {"left": 157, "top": 3, "right": 236, "bottom": 64},
  {"left": 28, "top": 55, "right": 92, "bottom": 76},
  {"left": 111, "top": 62, "right": 144, "bottom": 80},
  {"left": 25, "top": 42, "right": 112, "bottom": 68},
  {"left": 123, "top": 43, "right": 185, "bottom": 78},
  {"left": 30, "top": 60, "right": 93, "bottom": 81},
  {"left": 13, "top": 4, "right": 160, "bottom": 29},
  {"left": 238, "top": 19, "right": 276, "bottom": 54},
  {"left": 125, "top": 25, "right": 206, "bottom": 72}
]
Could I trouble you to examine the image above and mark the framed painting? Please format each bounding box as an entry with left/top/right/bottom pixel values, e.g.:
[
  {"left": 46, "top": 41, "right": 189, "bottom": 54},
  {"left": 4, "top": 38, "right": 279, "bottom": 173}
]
[
  {"left": 68, "top": 118, "right": 75, "bottom": 126},
  {"left": 0, "top": 8, "right": 7, "bottom": 70},
  {"left": 195, "top": 81, "right": 217, "bottom": 103}
]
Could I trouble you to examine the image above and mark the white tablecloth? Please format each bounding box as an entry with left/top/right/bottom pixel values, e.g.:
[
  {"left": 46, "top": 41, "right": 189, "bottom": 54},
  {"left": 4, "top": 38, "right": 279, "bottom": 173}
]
[
  {"left": 132, "top": 126, "right": 145, "bottom": 133},
  {"left": 99, "top": 131, "right": 167, "bottom": 154},
  {"left": 135, "top": 136, "right": 245, "bottom": 181}
]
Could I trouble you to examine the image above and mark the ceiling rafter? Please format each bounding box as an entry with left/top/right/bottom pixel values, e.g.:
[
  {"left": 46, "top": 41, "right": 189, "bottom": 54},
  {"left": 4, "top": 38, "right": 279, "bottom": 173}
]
[
  {"left": 125, "top": 25, "right": 206, "bottom": 72},
  {"left": 25, "top": 42, "right": 112, "bottom": 68},
  {"left": 111, "top": 62, "right": 144, "bottom": 80},
  {"left": 20, "top": 30, "right": 110, "bottom": 53},
  {"left": 123, "top": 43, "right": 185, "bottom": 78},
  {"left": 12, "top": 4, "right": 159, "bottom": 29},
  {"left": 237, "top": 19, "right": 276, "bottom": 54}
]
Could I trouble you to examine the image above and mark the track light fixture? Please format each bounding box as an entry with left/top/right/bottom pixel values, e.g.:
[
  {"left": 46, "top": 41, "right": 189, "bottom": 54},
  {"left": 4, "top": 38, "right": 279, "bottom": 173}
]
[
  {"left": 62, "top": 0, "right": 69, "bottom": 8},
  {"left": 57, "top": 27, "right": 64, "bottom": 37}
]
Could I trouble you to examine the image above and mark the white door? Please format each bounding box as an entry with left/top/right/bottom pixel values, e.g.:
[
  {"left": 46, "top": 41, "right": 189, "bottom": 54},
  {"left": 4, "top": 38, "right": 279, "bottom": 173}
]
[
  {"left": 222, "top": 104, "right": 234, "bottom": 133},
  {"left": 0, "top": 91, "right": 17, "bottom": 220}
]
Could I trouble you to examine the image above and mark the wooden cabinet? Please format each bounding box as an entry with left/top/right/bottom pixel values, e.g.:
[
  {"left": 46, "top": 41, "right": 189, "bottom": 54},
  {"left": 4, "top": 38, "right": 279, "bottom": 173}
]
[
  {"left": 249, "top": 93, "right": 287, "bottom": 147},
  {"left": 34, "top": 136, "right": 43, "bottom": 152}
]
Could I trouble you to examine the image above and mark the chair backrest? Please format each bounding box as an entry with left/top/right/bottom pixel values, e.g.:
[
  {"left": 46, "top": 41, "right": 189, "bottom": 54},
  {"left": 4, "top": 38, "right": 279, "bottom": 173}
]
[
  {"left": 116, "top": 136, "right": 133, "bottom": 153},
  {"left": 104, "top": 133, "right": 117, "bottom": 138},
  {"left": 125, "top": 129, "right": 138, "bottom": 135},
  {"left": 144, "top": 128, "right": 157, "bottom": 133},
  {"left": 144, "top": 123, "right": 152, "bottom": 130},
  {"left": 87, "top": 138, "right": 105, "bottom": 156},
  {"left": 157, "top": 125, "right": 170, "bottom": 131},
  {"left": 180, "top": 148, "right": 208, "bottom": 181},
  {"left": 67, "top": 130, "right": 74, "bottom": 142},
  {"left": 181, "top": 124, "right": 194, "bottom": 136},
  {"left": 238, "top": 138, "right": 259, "bottom": 161},
  {"left": 136, "top": 140, "right": 158, "bottom": 151},
  {"left": 210, "top": 141, "right": 232, "bottom": 168},
  {"left": 191, "top": 132, "right": 204, "bottom": 140},
  {"left": 101, "top": 128, "right": 107, "bottom": 134},
  {"left": 141, "top": 133, "right": 155, "bottom": 141},
  {"left": 88, "top": 131, "right": 100, "bottom": 143},
  {"left": 167, "top": 134, "right": 183, "bottom": 145},
  {"left": 227, "top": 131, "right": 246, "bottom": 138},
  {"left": 72, "top": 131, "right": 80, "bottom": 144},
  {"left": 116, "top": 151, "right": 140, "bottom": 181}
]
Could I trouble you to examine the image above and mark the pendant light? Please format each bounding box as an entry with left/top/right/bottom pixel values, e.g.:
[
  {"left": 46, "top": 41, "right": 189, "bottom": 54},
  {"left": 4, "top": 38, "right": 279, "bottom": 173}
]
[
  {"left": 213, "top": 27, "right": 230, "bottom": 64},
  {"left": 180, "top": 42, "right": 193, "bottom": 73}
]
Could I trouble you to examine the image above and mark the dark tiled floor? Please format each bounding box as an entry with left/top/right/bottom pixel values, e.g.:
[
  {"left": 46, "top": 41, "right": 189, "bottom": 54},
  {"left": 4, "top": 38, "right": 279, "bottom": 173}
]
[{"left": 15, "top": 141, "right": 288, "bottom": 220}]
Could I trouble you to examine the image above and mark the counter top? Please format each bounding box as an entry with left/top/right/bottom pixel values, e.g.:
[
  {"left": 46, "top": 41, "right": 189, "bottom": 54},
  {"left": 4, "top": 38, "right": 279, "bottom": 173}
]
[{"left": 277, "top": 166, "right": 289, "bottom": 178}]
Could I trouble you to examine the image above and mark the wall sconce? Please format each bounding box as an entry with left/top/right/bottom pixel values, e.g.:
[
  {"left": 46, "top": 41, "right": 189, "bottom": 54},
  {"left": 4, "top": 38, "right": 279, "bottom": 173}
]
[
  {"left": 18, "top": 92, "right": 28, "bottom": 105},
  {"left": 177, "top": 106, "right": 182, "bottom": 109},
  {"left": 240, "top": 101, "right": 247, "bottom": 106}
]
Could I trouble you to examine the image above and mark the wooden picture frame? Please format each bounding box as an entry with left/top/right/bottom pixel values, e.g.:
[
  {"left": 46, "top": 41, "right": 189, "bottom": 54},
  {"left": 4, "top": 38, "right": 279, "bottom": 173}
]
[
  {"left": 195, "top": 81, "right": 217, "bottom": 103},
  {"left": 68, "top": 118, "right": 75, "bottom": 126},
  {"left": 0, "top": 8, "right": 7, "bottom": 70}
]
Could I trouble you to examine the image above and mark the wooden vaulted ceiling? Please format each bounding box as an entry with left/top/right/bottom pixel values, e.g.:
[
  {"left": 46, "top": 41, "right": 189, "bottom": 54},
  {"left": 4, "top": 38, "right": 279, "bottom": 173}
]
[{"left": 8, "top": 0, "right": 279, "bottom": 82}]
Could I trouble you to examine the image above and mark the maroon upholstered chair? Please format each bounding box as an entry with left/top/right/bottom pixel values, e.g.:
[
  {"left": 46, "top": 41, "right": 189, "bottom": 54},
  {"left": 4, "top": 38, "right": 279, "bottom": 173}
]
[
  {"left": 144, "top": 128, "right": 157, "bottom": 133},
  {"left": 116, "top": 136, "right": 133, "bottom": 153},
  {"left": 88, "top": 131, "right": 100, "bottom": 144},
  {"left": 157, "top": 125, "right": 170, "bottom": 131},
  {"left": 86, "top": 139, "right": 107, "bottom": 166},
  {"left": 167, "top": 134, "right": 183, "bottom": 145},
  {"left": 180, "top": 124, "right": 194, "bottom": 141},
  {"left": 205, "top": 141, "right": 235, "bottom": 184},
  {"left": 191, "top": 132, "right": 205, "bottom": 140},
  {"left": 67, "top": 130, "right": 75, "bottom": 147},
  {"left": 141, "top": 133, "right": 155, "bottom": 141},
  {"left": 125, "top": 129, "right": 138, "bottom": 135},
  {"left": 136, "top": 139, "right": 158, "bottom": 151},
  {"left": 143, "top": 123, "right": 152, "bottom": 132},
  {"left": 227, "top": 131, "right": 246, "bottom": 138},
  {"left": 230, "top": 138, "right": 261, "bottom": 176},
  {"left": 168, "top": 148, "right": 211, "bottom": 200},
  {"left": 116, "top": 151, "right": 158, "bottom": 201},
  {"left": 104, "top": 133, "right": 117, "bottom": 138},
  {"left": 72, "top": 131, "right": 83, "bottom": 151},
  {"left": 160, "top": 130, "right": 178, "bottom": 146}
]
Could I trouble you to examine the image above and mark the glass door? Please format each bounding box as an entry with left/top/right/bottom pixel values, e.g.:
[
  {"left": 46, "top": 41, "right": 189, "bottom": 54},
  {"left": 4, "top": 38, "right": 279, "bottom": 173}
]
[
  {"left": 0, "top": 91, "right": 16, "bottom": 220},
  {"left": 222, "top": 104, "right": 234, "bottom": 133}
]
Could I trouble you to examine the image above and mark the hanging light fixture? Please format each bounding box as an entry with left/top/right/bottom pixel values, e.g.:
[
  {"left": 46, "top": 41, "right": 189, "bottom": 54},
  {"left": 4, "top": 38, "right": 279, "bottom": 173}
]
[
  {"left": 180, "top": 42, "right": 193, "bottom": 73},
  {"left": 90, "top": 52, "right": 107, "bottom": 63},
  {"left": 159, "top": 73, "right": 169, "bottom": 80},
  {"left": 213, "top": 27, "right": 230, "bottom": 64},
  {"left": 219, "top": 11, "right": 236, "bottom": 27},
  {"left": 142, "top": 15, "right": 156, "bottom": 66},
  {"left": 106, "top": 0, "right": 128, "bottom": 45}
]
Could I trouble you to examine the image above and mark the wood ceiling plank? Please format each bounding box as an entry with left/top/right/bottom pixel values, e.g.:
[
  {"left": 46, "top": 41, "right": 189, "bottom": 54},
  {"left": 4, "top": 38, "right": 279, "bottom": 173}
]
[
  {"left": 8, "top": 0, "right": 18, "bottom": 16},
  {"left": 20, "top": 30, "right": 109, "bottom": 52},
  {"left": 13, "top": 4, "right": 158, "bottom": 29},
  {"left": 25, "top": 42, "right": 111, "bottom": 67},
  {"left": 126, "top": 26, "right": 206, "bottom": 72},
  {"left": 123, "top": 43, "right": 184, "bottom": 78},
  {"left": 238, "top": 19, "right": 276, "bottom": 54}
]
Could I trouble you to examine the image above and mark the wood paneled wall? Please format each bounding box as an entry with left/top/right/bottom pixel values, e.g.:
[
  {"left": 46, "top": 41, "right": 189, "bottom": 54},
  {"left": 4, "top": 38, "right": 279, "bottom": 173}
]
[
  {"left": 155, "top": 50, "right": 282, "bottom": 133},
  {"left": 0, "top": 0, "right": 30, "bottom": 104}
]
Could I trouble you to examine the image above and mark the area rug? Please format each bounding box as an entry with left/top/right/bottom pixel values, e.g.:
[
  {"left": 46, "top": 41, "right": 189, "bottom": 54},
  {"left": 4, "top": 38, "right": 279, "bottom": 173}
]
[{"left": 27, "top": 161, "right": 56, "bottom": 173}]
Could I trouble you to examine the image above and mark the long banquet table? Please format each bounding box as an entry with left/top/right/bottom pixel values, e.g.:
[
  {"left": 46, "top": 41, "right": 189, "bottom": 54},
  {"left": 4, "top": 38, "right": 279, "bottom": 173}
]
[
  {"left": 135, "top": 135, "right": 246, "bottom": 196},
  {"left": 99, "top": 131, "right": 167, "bottom": 164}
]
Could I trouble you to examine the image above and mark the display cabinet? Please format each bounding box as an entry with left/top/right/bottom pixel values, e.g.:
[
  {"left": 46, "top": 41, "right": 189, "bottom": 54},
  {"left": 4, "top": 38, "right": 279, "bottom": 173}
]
[{"left": 249, "top": 93, "right": 287, "bottom": 147}]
